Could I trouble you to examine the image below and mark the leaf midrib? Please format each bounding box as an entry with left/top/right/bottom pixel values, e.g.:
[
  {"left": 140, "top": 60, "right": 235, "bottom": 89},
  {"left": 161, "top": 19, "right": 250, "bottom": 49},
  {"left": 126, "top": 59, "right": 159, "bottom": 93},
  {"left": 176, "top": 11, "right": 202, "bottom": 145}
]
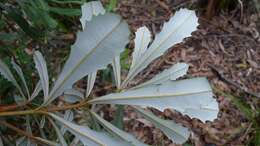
[
  {"left": 90, "top": 90, "right": 211, "bottom": 103},
  {"left": 135, "top": 65, "right": 187, "bottom": 89},
  {"left": 125, "top": 12, "right": 194, "bottom": 85},
  {"left": 50, "top": 113, "right": 105, "bottom": 146},
  {"left": 134, "top": 107, "right": 188, "bottom": 140},
  {"left": 48, "top": 17, "right": 124, "bottom": 104}
]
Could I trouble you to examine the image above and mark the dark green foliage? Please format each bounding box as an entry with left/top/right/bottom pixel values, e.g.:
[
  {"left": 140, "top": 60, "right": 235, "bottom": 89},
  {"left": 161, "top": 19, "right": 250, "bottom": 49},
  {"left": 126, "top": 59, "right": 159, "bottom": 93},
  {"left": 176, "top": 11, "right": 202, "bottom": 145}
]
[
  {"left": 218, "top": 0, "right": 238, "bottom": 10},
  {"left": 214, "top": 87, "right": 260, "bottom": 146},
  {"left": 112, "top": 105, "right": 124, "bottom": 129},
  {"left": 49, "top": 7, "right": 81, "bottom": 16},
  {"left": 5, "top": 5, "right": 41, "bottom": 39},
  {"left": 0, "top": 0, "right": 87, "bottom": 103},
  {"left": 106, "top": 0, "right": 117, "bottom": 12},
  {"left": 252, "top": 0, "right": 260, "bottom": 11}
]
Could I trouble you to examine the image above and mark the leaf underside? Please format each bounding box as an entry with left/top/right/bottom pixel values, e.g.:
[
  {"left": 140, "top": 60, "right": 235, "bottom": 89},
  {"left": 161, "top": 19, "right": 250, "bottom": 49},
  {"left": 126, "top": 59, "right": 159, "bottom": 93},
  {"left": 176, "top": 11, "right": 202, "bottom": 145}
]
[
  {"left": 80, "top": 1, "right": 106, "bottom": 29},
  {"left": 123, "top": 9, "right": 198, "bottom": 87},
  {"left": 46, "top": 13, "right": 130, "bottom": 105},
  {"left": 133, "top": 106, "right": 190, "bottom": 144},
  {"left": 90, "top": 78, "right": 219, "bottom": 122},
  {"left": 49, "top": 113, "right": 131, "bottom": 146}
]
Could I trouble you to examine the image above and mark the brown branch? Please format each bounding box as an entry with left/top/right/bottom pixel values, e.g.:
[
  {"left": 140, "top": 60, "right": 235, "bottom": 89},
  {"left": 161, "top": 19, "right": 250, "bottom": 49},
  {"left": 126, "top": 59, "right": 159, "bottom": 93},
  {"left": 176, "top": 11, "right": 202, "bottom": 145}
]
[
  {"left": 0, "top": 100, "right": 90, "bottom": 117},
  {"left": 44, "top": 100, "right": 89, "bottom": 112},
  {"left": 0, "top": 100, "right": 31, "bottom": 112},
  {"left": 206, "top": 0, "right": 217, "bottom": 19},
  {"left": 0, "top": 121, "right": 55, "bottom": 146}
]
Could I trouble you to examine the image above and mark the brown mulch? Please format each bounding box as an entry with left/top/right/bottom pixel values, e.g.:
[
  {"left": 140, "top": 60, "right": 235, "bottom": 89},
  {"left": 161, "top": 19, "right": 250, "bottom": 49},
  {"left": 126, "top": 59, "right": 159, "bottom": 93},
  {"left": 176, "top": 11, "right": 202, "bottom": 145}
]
[{"left": 101, "top": 0, "right": 260, "bottom": 146}]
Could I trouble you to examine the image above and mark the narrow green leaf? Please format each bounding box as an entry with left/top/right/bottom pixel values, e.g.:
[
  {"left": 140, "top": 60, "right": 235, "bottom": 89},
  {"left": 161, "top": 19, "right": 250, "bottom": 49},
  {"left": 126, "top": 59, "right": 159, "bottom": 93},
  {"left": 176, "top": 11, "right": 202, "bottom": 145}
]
[
  {"left": 5, "top": 6, "right": 40, "bottom": 38},
  {"left": 11, "top": 59, "right": 30, "bottom": 98},
  {"left": 0, "top": 59, "right": 25, "bottom": 98},
  {"left": 0, "top": 19, "right": 6, "bottom": 29},
  {"left": 106, "top": 0, "right": 117, "bottom": 12},
  {"left": 42, "top": 13, "right": 58, "bottom": 29},
  {"left": 49, "top": 7, "right": 81, "bottom": 16},
  {"left": 0, "top": 33, "right": 18, "bottom": 42},
  {"left": 112, "top": 105, "right": 124, "bottom": 129},
  {"left": 30, "top": 0, "right": 58, "bottom": 29},
  {"left": 49, "top": 0, "right": 85, "bottom": 4}
]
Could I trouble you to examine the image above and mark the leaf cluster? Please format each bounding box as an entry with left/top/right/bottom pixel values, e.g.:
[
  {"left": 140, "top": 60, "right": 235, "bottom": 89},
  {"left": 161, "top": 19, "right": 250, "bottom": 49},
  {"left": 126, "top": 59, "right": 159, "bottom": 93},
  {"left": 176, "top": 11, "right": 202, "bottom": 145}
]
[{"left": 0, "top": 1, "right": 219, "bottom": 145}]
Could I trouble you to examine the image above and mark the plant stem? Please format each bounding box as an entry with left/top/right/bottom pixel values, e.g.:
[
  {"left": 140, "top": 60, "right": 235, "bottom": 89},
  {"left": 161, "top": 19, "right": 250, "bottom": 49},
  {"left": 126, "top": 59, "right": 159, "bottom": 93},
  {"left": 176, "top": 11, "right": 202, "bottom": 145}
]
[
  {"left": 47, "top": 100, "right": 89, "bottom": 112},
  {"left": 0, "top": 121, "right": 56, "bottom": 146},
  {"left": 0, "top": 101, "right": 89, "bottom": 117},
  {"left": 0, "top": 100, "right": 31, "bottom": 112},
  {"left": 0, "top": 109, "right": 44, "bottom": 117}
]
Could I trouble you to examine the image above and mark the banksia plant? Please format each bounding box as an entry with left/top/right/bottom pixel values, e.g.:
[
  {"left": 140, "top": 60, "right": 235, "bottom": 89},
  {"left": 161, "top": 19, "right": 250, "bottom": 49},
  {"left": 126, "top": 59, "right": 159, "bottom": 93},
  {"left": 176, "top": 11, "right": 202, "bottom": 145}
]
[{"left": 0, "top": 1, "right": 219, "bottom": 145}]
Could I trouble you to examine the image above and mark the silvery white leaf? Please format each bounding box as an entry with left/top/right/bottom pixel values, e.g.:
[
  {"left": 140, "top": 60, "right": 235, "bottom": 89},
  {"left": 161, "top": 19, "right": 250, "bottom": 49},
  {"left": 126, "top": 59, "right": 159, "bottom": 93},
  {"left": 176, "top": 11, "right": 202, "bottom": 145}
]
[
  {"left": 30, "top": 81, "right": 42, "bottom": 100},
  {"left": 133, "top": 63, "right": 189, "bottom": 89},
  {"left": 33, "top": 51, "right": 49, "bottom": 102},
  {"left": 130, "top": 26, "right": 151, "bottom": 69},
  {"left": 26, "top": 116, "right": 32, "bottom": 133},
  {"left": 47, "top": 13, "right": 130, "bottom": 105},
  {"left": 90, "top": 78, "right": 219, "bottom": 122},
  {"left": 0, "top": 59, "right": 25, "bottom": 98},
  {"left": 16, "top": 137, "right": 36, "bottom": 146},
  {"left": 15, "top": 137, "right": 36, "bottom": 146},
  {"left": 112, "top": 56, "right": 121, "bottom": 89},
  {"left": 61, "top": 110, "right": 74, "bottom": 135},
  {"left": 35, "top": 118, "right": 47, "bottom": 139},
  {"left": 64, "top": 89, "right": 84, "bottom": 103},
  {"left": 91, "top": 111, "right": 148, "bottom": 146},
  {"left": 14, "top": 95, "right": 25, "bottom": 105},
  {"left": 78, "top": 132, "right": 129, "bottom": 146},
  {"left": 25, "top": 116, "right": 32, "bottom": 146},
  {"left": 123, "top": 9, "right": 198, "bottom": 87},
  {"left": 16, "top": 136, "right": 26, "bottom": 146},
  {"left": 0, "top": 59, "right": 18, "bottom": 86},
  {"left": 133, "top": 106, "right": 190, "bottom": 144},
  {"left": 40, "top": 116, "right": 46, "bottom": 129},
  {"left": 11, "top": 59, "right": 30, "bottom": 97},
  {"left": 86, "top": 72, "right": 97, "bottom": 98},
  {"left": 49, "top": 113, "right": 130, "bottom": 146},
  {"left": 64, "top": 110, "right": 74, "bottom": 121},
  {"left": 80, "top": 1, "right": 106, "bottom": 29},
  {"left": 39, "top": 128, "right": 47, "bottom": 139},
  {"left": 48, "top": 118, "right": 68, "bottom": 146},
  {"left": 70, "top": 137, "right": 80, "bottom": 146},
  {"left": 63, "top": 95, "right": 81, "bottom": 104}
]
